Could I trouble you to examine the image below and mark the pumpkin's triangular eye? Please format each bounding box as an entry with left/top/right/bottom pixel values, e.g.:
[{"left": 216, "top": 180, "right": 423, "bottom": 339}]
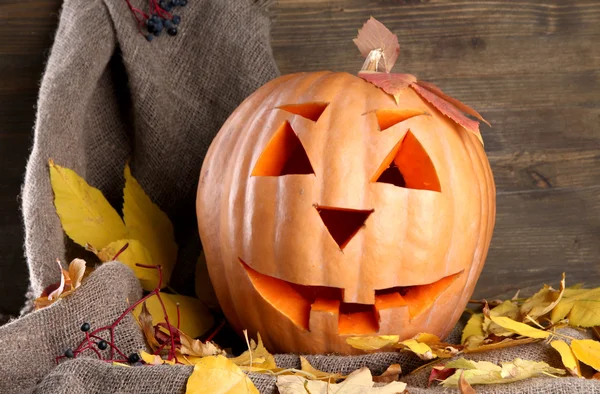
[
  {"left": 251, "top": 121, "right": 314, "bottom": 176},
  {"left": 374, "top": 109, "right": 425, "bottom": 131},
  {"left": 278, "top": 102, "right": 329, "bottom": 122},
  {"left": 372, "top": 131, "right": 441, "bottom": 192}
]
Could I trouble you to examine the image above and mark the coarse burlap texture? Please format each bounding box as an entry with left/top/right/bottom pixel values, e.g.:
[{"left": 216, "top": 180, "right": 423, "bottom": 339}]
[{"left": 2, "top": 0, "right": 599, "bottom": 392}]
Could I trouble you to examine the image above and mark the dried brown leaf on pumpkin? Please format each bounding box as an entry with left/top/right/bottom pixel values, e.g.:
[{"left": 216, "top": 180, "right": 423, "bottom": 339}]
[
  {"left": 358, "top": 72, "right": 417, "bottom": 104},
  {"left": 353, "top": 17, "right": 400, "bottom": 73},
  {"left": 410, "top": 82, "right": 483, "bottom": 143}
]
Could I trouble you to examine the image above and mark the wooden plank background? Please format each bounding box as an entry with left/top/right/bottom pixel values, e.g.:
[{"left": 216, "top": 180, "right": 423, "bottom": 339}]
[{"left": 1, "top": 0, "right": 599, "bottom": 317}]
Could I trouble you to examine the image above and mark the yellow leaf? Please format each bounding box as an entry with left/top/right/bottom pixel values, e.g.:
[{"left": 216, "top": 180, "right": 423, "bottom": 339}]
[
  {"left": 400, "top": 339, "right": 435, "bottom": 360},
  {"left": 346, "top": 335, "right": 399, "bottom": 350},
  {"left": 571, "top": 339, "right": 600, "bottom": 371},
  {"left": 441, "top": 358, "right": 564, "bottom": 386},
  {"left": 276, "top": 366, "right": 407, "bottom": 394},
  {"left": 551, "top": 287, "right": 600, "bottom": 327},
  {"left": 140, "top": 350, "right": 164, "bottom": 365},
  {"left": 195, "top": 251, "right": 220, "bottom": 310},
  {"left": 122, "top": 164, "right": 177, "bottom": 284},
  {"left": 521, "top": 273, "right": 566, "bottom": 320},
  {"left": 462, "top": 313, "right": 484, "bottom": 344},
  {"left": 488, "top": 315, "right": 549, "bottom": 339},
  {"left": 550, "top": 340, "right": 581, "bottom": 376},
  {"left": 299, "top": 356, "right": 343, "bottom": 382},
  {"left": 133, "top": 293, "right": 214, "bottom": 339},
  {"left": 98, "top": 239, "right": 160, "bottom": 291},
  {"left": 231, "top": 333, "right": 276, "bottom": 371},
  {"left": 464, "top": 337, "right": 540, "bottom": 353},
  {"left": 185, "top": 355, "right": 258, "bottom": 394},
  {"left": 49, "top": 160, "right": 127, "bottom": 249},
  {"left": 483, "top": 301, "right": 520, "bottom": 336}
]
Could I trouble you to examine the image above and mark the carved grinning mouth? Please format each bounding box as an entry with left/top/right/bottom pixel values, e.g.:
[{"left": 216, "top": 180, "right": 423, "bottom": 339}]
[{"left": 240, "top": 258, "right": 462, "bottom": 335}]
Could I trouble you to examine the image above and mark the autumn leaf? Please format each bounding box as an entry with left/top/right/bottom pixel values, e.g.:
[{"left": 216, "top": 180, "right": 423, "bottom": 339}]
[
  {"left": 487, "top": 315, "right": 549, "bottom": 339},
  {"left": 276, "top": 366, "right": 407, "bottom": 394},
  {"left": 550, "top": 340, "right": 582, "bottom": 377},
  {"left": 68, "top": 258, "right": 86, "bottom": 289},
  {"left": 353, "top": 17, "right": 400, "bottom": 72},
  {"left": 122, "top": 164, "right": 178, "bottom": 285},
  {"left": 571, "top": 339, "right": 600, "bottom": 371},
  {"left": 410, "top": 82, "right": 483, "bottom": 143},
  {"left": 136, "top": 302, "right": 161, "bottom": 352},
  {"left": 551, "top": 287, "right": 600, "bottom": 327},
  {"left": 399, "top": 339, "right": 435, "bottom": 360},
  {"left": 48, "top": 259, "right": 67, "bottom": 301},
  {"left": 230, "top": 332, "right": 277, "bottom": 371},
  {"left": 133, "top": 293, "right": 214, "bottom": 340},
  {"left": 463, "top": 337, "right": 540, "bottom": 354},
  {"left": 373, "top": 364, "right": 402, "bottom": 383},
  {"left": 429, "top": 366, "right": 456, "bottom": 387},
  {"left": 358, "top": 72, "right": 417, "bottom": 104},
  {"left": 140, "top": 350, "right": 166, "bottom": 365},
  {"left": 483, "top": 300, "right": 520, "bottom": 337},
  {"left": 441, "top": 358, "right": 564, "bottom": 386},
  {"left": 346, "top": 335, "right": 399, "bottom": 351},
  {"left": 49, "top": 160, "right": 127, "bottom": 249},
  {"left": 520, "top": 273, "right": 566, "bottom": 321},
  {"left": 462, "top": 313, "right": 484, "bottom": 345},
  {"left": 300, "top": 356, "right": 343, "bottom": 382},
  {"left": 195, "top": 251, "right": 220, "bottom": 310},
  {"left": 179, "top": 331, "right": 225, "bottom": 358},
  {"left": 97, "top": 239, "right": 160, "bottom": 291},
  {"left": 459, "top": 371, "right": 476, "bottom": 394},
  {"left": 185, "top": 355, "right": 258, "bottom": 394}
]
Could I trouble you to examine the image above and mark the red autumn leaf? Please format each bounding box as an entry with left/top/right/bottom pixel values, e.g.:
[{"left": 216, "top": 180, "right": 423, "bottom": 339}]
[
  {"left": 353, "top": 17, "right": 400, "bottom": 72},
  {"left": 358, "top": 72, "right": 417, "bottom": 104},
  {"left": 410, "top": 82, "right": 483, "bottom": 144},
  {"left": 416, "top": 81, "right": 490, "bottom": 127},
  {"left": 429, "top": 367, "right": 456, "bottom": 387}
]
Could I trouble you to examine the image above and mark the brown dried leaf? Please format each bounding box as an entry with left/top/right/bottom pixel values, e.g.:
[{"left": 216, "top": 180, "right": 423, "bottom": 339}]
[
  {"left": 373, "top": 364, "right": 402, "bottom": 383},
  {"left": 459, "top": 371, "right": 477, "bottom": 394},
  {"left": 353, "top": 17, "right": 400, "bottom": 72},
  {"left": 137, "top": 302, "right": 160, "bottom": 352},
  {"left": 179, "top": 331, "right": 225, "bottom": 357},
  {"left": 464, "top": 337, "right": 540, "bottom": 353},
  {"left": 358, "top": 72, "right": 416, "bottom": 104},
  {"left": 416, "top": 81, "right": 490, "bottom": 126},
  {"left": 520, "top": 273, "right": 566, "bottom": 320},
  {"left": 410, "top": 82, "right": 483, "bottom": 144},
  {"left": 48, "top": 259, "right": 67, "bottom": 301},
  {"left": 68, "top": 258, "right": 86, "bottom": 289}
]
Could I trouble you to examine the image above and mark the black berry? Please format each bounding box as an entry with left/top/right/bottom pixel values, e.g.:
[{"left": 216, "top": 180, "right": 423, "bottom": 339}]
[
  {"left": 172, "top": 15, "right": 181, "bottom": 25},
  {"left": 150, "top": 14, "right": 160, "bottom": 23},
  {"left": 80, "top": 322, "right": 90, "bottom": 332},
  {"left": 153, "top": 21, "right": 164, "bottom": 36},
  {"left": 179, "top": 0, "right": 187, "bottom": 6},
  {"left": 167, "top": 27, "right": 178, "bottom": 36},
  {"left": 146, "top": 34, "right": 154, "bottom": 42},
  {"left": 128, "top": 353, "right": 140, "bottom": 363},
  {"left": 97, "top": 340, "right": 108, "bottom": 350},
  {"left": 164, "top": 19, "right": 173, "bottom": 29},
  {"left": 64, "top": 349, "right": 74, "bottom": 358}
]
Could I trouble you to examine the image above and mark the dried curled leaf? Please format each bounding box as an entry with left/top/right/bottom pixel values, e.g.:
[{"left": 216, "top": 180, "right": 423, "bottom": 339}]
[
  {"left": 97, "top": 239, "right": 160, "bottom": 291},
  {"left": 373, "top": 364, "right": 402, "bottom": 383},
  {"left": 230, "top": 332, "right": 277, "bottom": 372},
  {"left": 459, "top": 371, "right": 477, "bottom": 394},
  {"left": 34, "top": 258, "right": 88, "bottom": 310},
  {"left": 550, "top": 340, "right": 582, "bottom": 377},
  {"left": 180, "top": 331, "right": 225, "bottom": 358},
  {"left": 49, "top": 160, "right": 127, "bottom": 249},
  {"left": 520, "top": 273, "right": 566, "bottom": 321},
  {"left": 133, "top": 293, "right": 214, "bottom": 340},
  {"left": 300, "top": 356, "right": 343, "bottom": 382},
  {"left": 48, "top": 259, "right": 66, "bottom": 301},
  {"left": 68, "top": 258, "right": 86, "bottom": 289},
  {"left": 276, "top": 366, "right": 407, "bottom": 394},
  {"left": 185, "top": 355, "right": 258, "bottom": 394},
  {"left": 441, "top": 358, "right": 564, "bottom": 387},
  {"left": 353, "top": 17, "right": 400, "bottom": 72},
  {"left": 410, "top": 82, "right": 483, "bottom": 144},
  {"left": 462, "top": 313, "right": 484, "bottom": 345},
  {"left": 123, "top": 164, "right": 178, "bottom": 285}
]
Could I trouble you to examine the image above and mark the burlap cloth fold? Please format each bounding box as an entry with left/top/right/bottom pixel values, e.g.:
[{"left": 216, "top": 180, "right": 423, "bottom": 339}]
[{"left": 2, "top": 0, "right": 599, "bottom": 392}]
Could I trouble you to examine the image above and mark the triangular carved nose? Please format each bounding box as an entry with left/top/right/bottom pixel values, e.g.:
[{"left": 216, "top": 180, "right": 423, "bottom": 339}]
[{"left": 316, "top": 206, "right": 374, "bottom": 249}]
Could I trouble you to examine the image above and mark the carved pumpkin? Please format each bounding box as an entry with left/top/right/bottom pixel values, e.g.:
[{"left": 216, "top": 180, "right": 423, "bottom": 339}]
[{"left": 196, "top": 69, "right": 495, "bottom": 354}]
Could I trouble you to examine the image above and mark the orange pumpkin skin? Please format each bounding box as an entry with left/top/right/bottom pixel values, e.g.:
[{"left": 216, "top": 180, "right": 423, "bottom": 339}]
[{"left": 197, "top": 71, "right": 496, "bottom": 354}]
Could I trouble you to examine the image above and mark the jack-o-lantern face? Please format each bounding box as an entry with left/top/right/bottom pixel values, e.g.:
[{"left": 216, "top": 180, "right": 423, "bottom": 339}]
[{"left": 197, "top": 72, "right": 495, "bottom": 354}]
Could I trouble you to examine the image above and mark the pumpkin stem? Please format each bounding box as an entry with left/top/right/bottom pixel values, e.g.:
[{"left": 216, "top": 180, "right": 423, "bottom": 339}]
[{"left": 360, "top": 48, "right": 386, "bottom": 73}]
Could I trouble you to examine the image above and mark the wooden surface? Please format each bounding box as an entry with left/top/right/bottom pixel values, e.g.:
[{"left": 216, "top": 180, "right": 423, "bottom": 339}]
[{"left": 1, "top": 0, "right": 599, "bottom": 317}]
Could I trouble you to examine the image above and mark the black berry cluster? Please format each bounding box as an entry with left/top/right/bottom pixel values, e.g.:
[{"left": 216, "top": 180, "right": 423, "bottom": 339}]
[{"left": 144, "top": 0, "right": 187, "bottom": 42}]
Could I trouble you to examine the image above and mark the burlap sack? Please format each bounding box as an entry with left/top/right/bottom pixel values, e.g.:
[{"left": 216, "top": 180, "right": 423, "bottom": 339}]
[{"left": 4, "top": 0, "right": 600, "bottom": 392}]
